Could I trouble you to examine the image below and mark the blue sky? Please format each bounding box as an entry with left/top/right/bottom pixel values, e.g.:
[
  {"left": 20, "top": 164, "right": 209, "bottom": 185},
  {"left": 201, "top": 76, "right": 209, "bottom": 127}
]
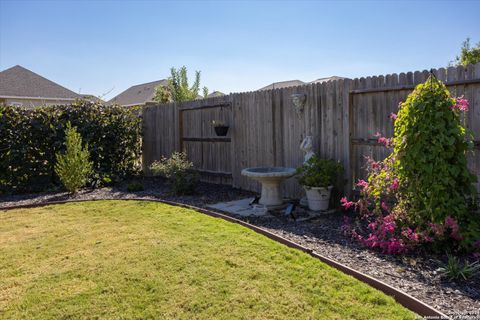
[{"left": 1, "top": 0, "right": 479, "bottom": 100}]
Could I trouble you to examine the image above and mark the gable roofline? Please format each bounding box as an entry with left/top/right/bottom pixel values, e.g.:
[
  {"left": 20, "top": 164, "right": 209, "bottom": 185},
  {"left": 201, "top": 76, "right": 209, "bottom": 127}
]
[
  {"left": 257, "top": 79, "right": 305, "bottom": 91},
  {"left": 107, "top": 79, "right": 168, "bottom": 106},
  {"left": 0, "top": 95, "right": 76, "bottom": 101},
  {"left": 0, "top": 65, "right": 80, "bottom": 99}
]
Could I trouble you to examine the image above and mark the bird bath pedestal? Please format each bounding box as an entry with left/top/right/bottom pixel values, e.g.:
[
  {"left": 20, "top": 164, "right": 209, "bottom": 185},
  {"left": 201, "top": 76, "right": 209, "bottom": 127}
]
[{"left": 241, "top": 167, "right": 296, "bottom": 209}]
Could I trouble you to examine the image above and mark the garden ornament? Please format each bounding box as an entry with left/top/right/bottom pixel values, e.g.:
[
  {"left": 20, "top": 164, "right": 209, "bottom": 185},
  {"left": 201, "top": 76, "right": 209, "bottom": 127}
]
[
  {"left": 291, "top": 93, "right": 306, "bottom": 118},
  {"left": 299, "top": 135, "right": 314, "bottom": 208},
  {"left": 300, "top": 135, "right": 314, "bottom": 163}
]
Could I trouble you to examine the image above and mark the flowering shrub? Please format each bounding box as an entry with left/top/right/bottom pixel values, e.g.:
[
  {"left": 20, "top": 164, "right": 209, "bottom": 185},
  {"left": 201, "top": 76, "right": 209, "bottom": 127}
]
[{"left": 342, "top": 75, "right": 479, "bottom": 255}]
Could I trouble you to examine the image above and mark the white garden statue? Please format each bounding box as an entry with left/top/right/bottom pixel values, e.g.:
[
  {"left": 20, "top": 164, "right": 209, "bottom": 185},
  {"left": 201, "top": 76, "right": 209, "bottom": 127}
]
[
  {"left": 300, "top": 135, "right": 314, "bottom": 207},
  {"left": 300, "top": 136, "right": 314, "bottom": 164}
]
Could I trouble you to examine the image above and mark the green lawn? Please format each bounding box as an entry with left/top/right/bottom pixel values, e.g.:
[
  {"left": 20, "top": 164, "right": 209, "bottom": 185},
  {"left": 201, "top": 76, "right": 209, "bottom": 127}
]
[{"left": 0, "top": 200, "right": 415, "bottom": 319}]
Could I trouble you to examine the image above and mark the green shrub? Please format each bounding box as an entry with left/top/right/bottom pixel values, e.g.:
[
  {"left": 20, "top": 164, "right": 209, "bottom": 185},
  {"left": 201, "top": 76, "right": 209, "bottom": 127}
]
[
  {"left": 0, "top": 101, "right": 142, "bottom": 193},
  {"left": 394, "top": 76, "right": 477, "bottom": 224},
  {"left": 55, "top": 123, "right": 92, "bottom": 193},
  {"left": 342, "top": 75, "right": 479, "bottom": 255},
  {"left": 150, "top": 152, "right": 198, "bottom": 195},
  {"left": 296, "top": 155, "right": 344, "bottom": 188},
  {"left": 127, "top": 181, "right": 144, "bottom": 192}
]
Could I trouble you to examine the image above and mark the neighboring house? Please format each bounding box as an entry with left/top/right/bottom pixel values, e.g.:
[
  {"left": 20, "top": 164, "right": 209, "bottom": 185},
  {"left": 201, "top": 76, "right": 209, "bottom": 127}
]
[
  {"left": 0, "top": 65, "right": 81, "bottom": 107},
  {"left": 107, "top": 80, "right": 167, "bottom": 107},
  {"left": 207, "top": 90, "right": 225, "bottom": 98},
  {"left": 257, "top": 76, "right": 345, "bottom": 91},
  {"left": 309, "top": 76, "right": 345, "bottom": 84},
  {"left": 258, "top": 80, "right": 305, "bottom": 91}
]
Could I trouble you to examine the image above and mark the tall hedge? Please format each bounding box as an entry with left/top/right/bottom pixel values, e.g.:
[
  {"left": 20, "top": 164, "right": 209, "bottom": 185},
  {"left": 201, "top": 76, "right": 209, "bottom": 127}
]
[{"left": 0, "top": 102, "right": 142, "bottom": 193}]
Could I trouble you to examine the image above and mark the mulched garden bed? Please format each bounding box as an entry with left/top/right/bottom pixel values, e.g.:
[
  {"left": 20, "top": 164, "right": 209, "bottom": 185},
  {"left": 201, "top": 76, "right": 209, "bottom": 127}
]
[{"left": 1, "top": 177, "right": 478, "bottom": 318}]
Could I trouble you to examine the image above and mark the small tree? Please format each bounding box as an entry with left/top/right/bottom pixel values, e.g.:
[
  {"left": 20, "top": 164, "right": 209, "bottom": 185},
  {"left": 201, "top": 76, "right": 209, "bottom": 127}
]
[
  {"left": 55, "top": 122, "right": 92, "bottom": 193},
  {"left": 154, "top": 66, "right": 209, "bottom": 103},
  {"left": 452, "top": 38, "right": 480, "bottom": 66}
]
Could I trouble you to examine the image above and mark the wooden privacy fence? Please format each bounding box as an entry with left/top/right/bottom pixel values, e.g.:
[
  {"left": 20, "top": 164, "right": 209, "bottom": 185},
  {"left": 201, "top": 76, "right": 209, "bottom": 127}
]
[{"left": 143, "top": 63, "right": 480, "bottom": 198}]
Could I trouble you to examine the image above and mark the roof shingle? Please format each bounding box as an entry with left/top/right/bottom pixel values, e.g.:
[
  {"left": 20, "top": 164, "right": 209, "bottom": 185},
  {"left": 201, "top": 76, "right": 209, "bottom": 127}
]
[
  {"left": 107, "top": 79, "right": 168, "bottom": 106},
  {"left": 0, "top": 65, "right": 80, "bottom": 99}
]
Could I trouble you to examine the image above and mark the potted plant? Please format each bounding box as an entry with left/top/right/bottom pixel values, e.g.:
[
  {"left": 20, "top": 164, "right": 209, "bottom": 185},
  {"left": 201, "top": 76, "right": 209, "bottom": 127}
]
[
  {"left": 296, "top": 155, "right": 343, "bottom": 211},
  {"left": 211, "top": 120, "right": 229, "bottom": 136}
]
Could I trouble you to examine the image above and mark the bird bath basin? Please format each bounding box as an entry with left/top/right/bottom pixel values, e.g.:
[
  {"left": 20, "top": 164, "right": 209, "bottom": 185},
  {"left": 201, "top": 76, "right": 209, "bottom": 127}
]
[{"left": 241, "top": 167, "right": 296, "bottom": 208}]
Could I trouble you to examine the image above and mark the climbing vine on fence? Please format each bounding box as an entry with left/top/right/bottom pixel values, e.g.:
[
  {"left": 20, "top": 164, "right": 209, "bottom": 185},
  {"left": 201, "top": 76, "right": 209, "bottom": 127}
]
[
  {"left": 342, "top": 75, "right": 479, "bottom": 255},
  {"left": 0, "top": 101, "right": 142, "bottom": 193}
]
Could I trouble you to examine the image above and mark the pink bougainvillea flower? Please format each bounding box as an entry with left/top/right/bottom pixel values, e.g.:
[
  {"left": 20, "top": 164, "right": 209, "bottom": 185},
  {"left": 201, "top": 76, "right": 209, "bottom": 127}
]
[
  {"left": 366, "top": 234, "right": 379, "bottom": 247},
  {"left": 381, "top": 201, "right": 389, "bottom": 212},
  {"left": 379, "top": 137, "right": 391, "bottom": 147},
  {"left": 453, "top": 96, "right": 469, "bottom": 112},
  {"left": 445, "top": 216, "right": 456, "bottom": 227},
  {"left": 374, "top": 132, "right": 391, "bottom": 147},
  {"left": 389, "top": 112, "right": 398, "bottom": 120},
  {"left": 384, "top": 222, "right": 396, "bottom": 234},
  {"left": 444, "top": 216, "right": 463, "bottom": 241},
  {"left": 365, "top": 156, "right": 380, "bottom": 170},
  {"left": 368, "top": 222, "right": 377, "bottom": 230},
  {"left": 390, "top": 178, "right": 399, "bottom": 190},
  {"left": 429, "top": 223, "right": 444, "bottom": 236},
  {"left": 340, "top": 197, "right": 355, "bottom": 210},
  {"left": 386, "top": 238, "right": 406, "bottom": 254},
  {"left": 423, "top": 235, "right": 433, "bottom": 242},
  {"left": 356, "top": 179, "right": 369, "bottom": 189},
  {"left": 402, "top": 228, "right": 419, "bottom": 242}
]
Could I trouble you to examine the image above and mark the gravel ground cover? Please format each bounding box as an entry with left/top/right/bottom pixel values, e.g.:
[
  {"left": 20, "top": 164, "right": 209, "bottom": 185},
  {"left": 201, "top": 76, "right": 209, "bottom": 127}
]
[{"left": 1, "top": 177, "right": 478, "bottom": 318}]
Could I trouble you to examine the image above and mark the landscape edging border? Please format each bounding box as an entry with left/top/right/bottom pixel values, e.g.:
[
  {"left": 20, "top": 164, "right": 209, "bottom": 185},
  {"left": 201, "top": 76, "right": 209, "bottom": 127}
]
[{"left": 1, "top": 198, "right": 448, "bottom": 319}]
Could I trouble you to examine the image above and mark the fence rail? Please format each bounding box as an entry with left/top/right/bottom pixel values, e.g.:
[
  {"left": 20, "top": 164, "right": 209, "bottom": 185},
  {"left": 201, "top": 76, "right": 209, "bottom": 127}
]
[{"left": 143, "top": 63, "right": 480, "bottom": 198}]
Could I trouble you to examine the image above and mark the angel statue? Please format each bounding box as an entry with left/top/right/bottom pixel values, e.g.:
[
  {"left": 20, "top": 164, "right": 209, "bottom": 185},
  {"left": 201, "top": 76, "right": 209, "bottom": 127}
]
[{"left": 300, "top": 135, "right": 314, "bottom": 163}]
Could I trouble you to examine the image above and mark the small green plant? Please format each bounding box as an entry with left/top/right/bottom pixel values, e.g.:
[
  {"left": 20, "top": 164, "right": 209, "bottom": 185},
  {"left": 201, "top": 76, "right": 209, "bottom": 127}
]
[
  {"left": 211, "top": 120, "right": 226, "bottom": 127},
  {"left": 55, "top": 122, "right": 92, "bottom": 193},
  {"left": 438, "top": 255, "right": 480, "bottom": 281},
  {"left": 127, "top": 181, "right": 144, "bottom": 192},
  {"left": 150, "top": 152, "right": 198, "bottom": 195},
  {"left": 296, "top": 155, "right": 344, "bottom": 188}
]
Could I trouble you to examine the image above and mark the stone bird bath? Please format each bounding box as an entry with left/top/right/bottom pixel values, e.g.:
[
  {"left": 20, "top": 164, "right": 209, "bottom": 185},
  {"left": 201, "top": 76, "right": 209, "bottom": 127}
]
[{"left": 241, "top": 167, "right": 296, "bottom": 208}]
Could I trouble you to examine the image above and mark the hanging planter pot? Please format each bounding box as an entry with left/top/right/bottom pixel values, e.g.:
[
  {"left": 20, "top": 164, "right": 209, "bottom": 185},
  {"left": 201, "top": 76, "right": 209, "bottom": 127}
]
[
  {"left": 212, "top": 120, "right": 229, "bottom": 136},
  {"left": 214, "top": 125, "right": 229, "bottom": 136}
]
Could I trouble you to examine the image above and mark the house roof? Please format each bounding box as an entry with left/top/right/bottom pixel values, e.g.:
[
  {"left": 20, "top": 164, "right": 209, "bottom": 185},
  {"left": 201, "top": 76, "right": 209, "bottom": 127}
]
[
  {"left": 257, "top": 80, "right": 305, "bottom": 91},
  {"left": 0, "top": 65, "right": 80, "bottom": 99},
  {"left": 309, "top": 76, "right": 345, "bottom": 84},
  {"left": 207, "top": 91, "right": 225, "bottom": 98},
  {"left": 107, "top": 79, "right": 168, "bottom": 106}
]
